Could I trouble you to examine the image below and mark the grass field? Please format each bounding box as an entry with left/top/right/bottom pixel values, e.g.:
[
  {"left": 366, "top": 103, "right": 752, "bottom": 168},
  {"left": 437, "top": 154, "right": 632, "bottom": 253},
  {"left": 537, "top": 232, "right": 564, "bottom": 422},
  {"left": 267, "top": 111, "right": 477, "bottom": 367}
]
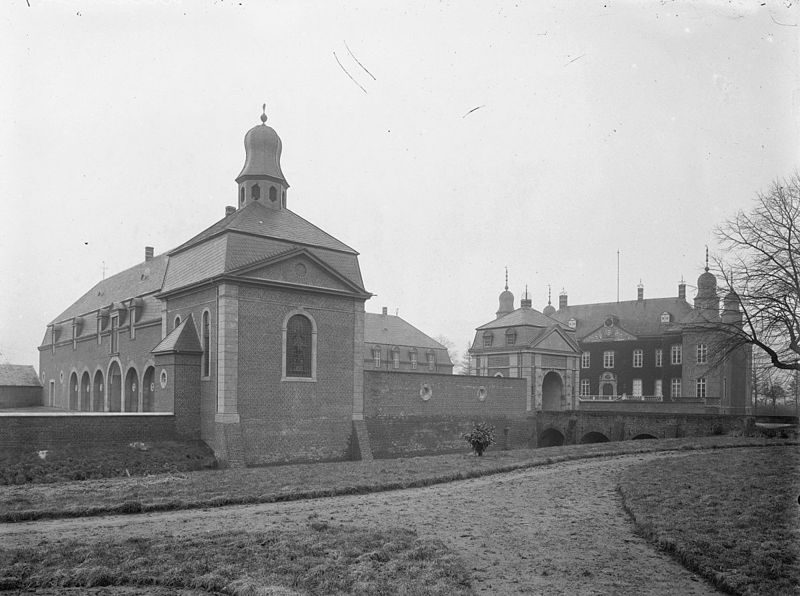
[
  {"left": 0, "top": 441, "right": 216, "bottom": 485},
  {"left": 0, "top": 436, "right": 792, "bottom": 523},
  {"left": 0, "top": 522, "right": 473, "bottom": 595},
  {"left": 619, "top": 446, "right": 800, "bottom": 596}
]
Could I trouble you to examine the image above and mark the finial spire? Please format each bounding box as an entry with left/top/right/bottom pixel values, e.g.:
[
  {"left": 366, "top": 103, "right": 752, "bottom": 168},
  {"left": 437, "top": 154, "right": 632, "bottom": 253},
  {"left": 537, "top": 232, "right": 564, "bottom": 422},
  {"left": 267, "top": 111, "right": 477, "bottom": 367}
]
[
  {"left": 547, "top": 284, "right": 552, "bottom": 305},
  {"left": 260, "top": 103, "right": 268, "bottom": 124},
  {"left": 524, "top": 284, "right": 529, "bottom": 299},
  {"left": 504, "top": 267, "right": 508, "bottom": 291},
  {"left": 704, "top": 245, "right": 709, "bottom": 272}
]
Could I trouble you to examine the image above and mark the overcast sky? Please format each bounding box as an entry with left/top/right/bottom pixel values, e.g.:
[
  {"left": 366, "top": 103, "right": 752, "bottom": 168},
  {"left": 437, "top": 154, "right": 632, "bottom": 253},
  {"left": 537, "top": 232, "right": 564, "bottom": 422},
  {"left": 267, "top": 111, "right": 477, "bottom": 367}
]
[{"left": 1, "top": 0, "right": 798, "bottom": 367}]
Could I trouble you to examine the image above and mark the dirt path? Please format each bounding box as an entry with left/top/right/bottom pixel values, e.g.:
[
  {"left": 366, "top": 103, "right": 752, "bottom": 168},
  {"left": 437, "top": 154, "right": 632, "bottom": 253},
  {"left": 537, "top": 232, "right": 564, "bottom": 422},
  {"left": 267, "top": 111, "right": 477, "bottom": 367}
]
[{"left": 1, "top": 451, "right": 719, "bottom": 595}]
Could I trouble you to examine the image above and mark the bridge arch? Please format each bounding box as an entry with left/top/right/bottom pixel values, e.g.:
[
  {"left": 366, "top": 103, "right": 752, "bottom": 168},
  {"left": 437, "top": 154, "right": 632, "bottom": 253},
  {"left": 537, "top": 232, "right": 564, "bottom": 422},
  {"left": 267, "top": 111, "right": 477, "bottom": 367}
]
[
  {"left": 541, "top": 371, "right": 563, "bottom": 411},
  {"left": 580, "top": 431, "right": 610, "bottom": 444},
  {"left": 632, "top": 433, "right": 657, "bottom": 440},
  {"left": 539, "top": 428, "right": 565, "bottom": 447}
]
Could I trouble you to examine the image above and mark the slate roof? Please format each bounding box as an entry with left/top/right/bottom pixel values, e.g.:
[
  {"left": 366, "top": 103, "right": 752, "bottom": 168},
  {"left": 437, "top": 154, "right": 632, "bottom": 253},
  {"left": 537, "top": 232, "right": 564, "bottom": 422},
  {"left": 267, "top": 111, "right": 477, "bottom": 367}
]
[
  {"left": 476, "top": 306, "right": 561, "bottom": 331},
  {"left": 0, "top": 365, "right": 42, "bottom": 387},
  {"left": 170, "top": 201, "right": 356, "bottom": 256},
  {"left": 364, "top": 313, "right": 451, "bottom": 362},
  {"left": 151, "top": 314, "right": 203, "bottom": 354},
  {"left": 50, "top": 254, "right": 168, "bottom": 324},
  {"left": 551, "top": 297, "right": 693, "bottom": 339}
]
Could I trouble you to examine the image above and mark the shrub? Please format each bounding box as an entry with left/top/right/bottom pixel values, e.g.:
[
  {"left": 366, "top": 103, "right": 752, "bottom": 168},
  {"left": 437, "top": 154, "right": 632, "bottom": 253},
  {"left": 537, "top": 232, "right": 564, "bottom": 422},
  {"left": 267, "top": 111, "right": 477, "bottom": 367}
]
[{"left": 462, "top": 423, "right": 496, "bottom": 456}]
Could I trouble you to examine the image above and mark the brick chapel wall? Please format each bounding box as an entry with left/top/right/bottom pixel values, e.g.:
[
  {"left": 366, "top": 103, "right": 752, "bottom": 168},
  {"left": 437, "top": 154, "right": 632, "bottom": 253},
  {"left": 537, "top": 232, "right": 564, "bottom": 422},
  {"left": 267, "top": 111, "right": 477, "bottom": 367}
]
[
  {"left": 236, "top": 286, "right": 360, "bottom": 465},
  {"left": 39, "top": 321, "right": 163, "bottom": 411},
  {"left": 0, "top": 413, "right": 177, "bottom": 451},
  {"left": 363, "top": 371, "right": 531, "bottom": 458},
  {"left": 164, "top": 287, "right": 217, "bottom": 443}
]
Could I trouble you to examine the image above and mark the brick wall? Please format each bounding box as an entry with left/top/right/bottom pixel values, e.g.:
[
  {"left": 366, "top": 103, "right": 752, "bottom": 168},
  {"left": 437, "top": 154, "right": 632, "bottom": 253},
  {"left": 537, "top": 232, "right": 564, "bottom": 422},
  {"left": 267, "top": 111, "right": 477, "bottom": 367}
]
[
  {"left": 363, "top": 371, "right": 531, "bottom": 458},
  {"left": 0, "top": 413, "right": 177, "bottom": 451},
  {"left": 236, "top": 286, "right": 362, "bottom": 465},
  {"left": 0, "top": 387, "right": 42, "bottom": 409}
]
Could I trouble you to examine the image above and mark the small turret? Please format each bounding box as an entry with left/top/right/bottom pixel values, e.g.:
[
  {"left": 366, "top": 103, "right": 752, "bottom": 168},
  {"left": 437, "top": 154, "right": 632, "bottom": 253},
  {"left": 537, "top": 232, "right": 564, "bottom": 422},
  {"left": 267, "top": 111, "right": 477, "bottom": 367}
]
[
  {"left": 236, "top": 104, "right": 290, "bottom": 210},
  {"left": 722, "top": 291, "right": 742, "bottom": 325},
  {"left": 542, "top": 284, "right": 556, "bottom": 316},
  {"left": 496, "top": 268, "right": 515, "bottom": 318},
  {"left": 694, "top": 247, "right": 719, "bottom": 314}
]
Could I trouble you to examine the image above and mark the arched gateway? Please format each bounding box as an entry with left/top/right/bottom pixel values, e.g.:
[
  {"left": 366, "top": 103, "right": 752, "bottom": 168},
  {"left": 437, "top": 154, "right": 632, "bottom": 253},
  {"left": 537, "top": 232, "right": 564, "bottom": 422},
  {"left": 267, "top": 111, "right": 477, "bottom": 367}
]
[{"left": 541, "top": 371, "right": 564, "bottom": 411}]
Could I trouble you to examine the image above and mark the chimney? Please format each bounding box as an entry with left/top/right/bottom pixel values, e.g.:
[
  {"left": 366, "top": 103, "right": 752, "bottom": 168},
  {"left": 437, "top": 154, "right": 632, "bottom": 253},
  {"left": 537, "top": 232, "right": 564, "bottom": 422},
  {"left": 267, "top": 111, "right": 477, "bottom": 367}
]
[
  {"left": 558, "top": 290, "right": 568, "bottom": 310},
  {"left": 678, "top": 280, "right": 686, "bottom": 300},
  {"left": 637, "top": 281, "right": 644, "bottom": 301},
  {"left": 382, "top": 306, "right": 388, "bottom": 315},
  {"left": 144, "top": 246, "right": 154, "bottom": 261},
  {"left": 225, "top": 206, "right": 236, "bottom": 217}
]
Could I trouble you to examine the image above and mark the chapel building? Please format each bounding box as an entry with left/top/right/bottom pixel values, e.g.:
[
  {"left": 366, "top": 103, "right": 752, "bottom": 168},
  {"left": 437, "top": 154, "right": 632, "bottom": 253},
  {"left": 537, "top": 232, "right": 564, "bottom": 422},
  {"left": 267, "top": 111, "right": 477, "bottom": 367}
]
[{"left": 38, "top": 108, "right": 372, "bottom": 465}]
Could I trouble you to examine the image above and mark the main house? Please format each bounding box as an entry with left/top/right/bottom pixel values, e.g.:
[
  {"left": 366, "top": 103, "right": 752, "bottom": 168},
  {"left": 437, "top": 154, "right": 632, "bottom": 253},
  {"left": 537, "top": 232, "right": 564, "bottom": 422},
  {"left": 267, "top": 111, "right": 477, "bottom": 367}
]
[{"left": 469, "top": 268, "right": 752, "bottom": 415}]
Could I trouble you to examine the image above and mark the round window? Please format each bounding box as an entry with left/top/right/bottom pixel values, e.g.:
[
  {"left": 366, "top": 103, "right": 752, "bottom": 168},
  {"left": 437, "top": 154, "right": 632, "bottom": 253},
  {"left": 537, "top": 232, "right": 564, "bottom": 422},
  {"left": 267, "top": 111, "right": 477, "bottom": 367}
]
[
  {"left": 604, "top": 317, "right": 614, "bottom": 327},
  {"left": 159, "top": 369, "right": 168, "bottom": 389},
  {"left": 419, "top": 383, "right": 432, "bottom": 401},
  {"left": 477, "top": 386, "right": 487, "bottom": 402}
]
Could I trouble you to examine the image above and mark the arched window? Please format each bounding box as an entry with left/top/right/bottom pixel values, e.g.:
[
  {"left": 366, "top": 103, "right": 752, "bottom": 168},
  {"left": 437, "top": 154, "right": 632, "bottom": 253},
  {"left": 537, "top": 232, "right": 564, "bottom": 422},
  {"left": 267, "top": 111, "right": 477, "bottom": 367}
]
[
  {"left": 202, "top": 310, "right": 211, "bottom": 378},
  {"left": 269, "top": 186, "right": 277, "bottom": 202},
  {"left": 285, "top": 314, "right": 312, "bottom": 378},
  {"left": 174, "top": 316, "right": 181, "bottom": 330},
  {"left": 240, "top": 187, "right": 245, "bottom": 204},
  {"left": 251, "top": 184, "right": 260, "bottom": 200}
]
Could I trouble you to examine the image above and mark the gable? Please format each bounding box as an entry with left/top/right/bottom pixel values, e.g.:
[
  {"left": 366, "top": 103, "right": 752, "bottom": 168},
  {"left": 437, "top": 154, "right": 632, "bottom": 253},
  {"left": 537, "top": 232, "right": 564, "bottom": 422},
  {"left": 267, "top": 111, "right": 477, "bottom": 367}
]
[
  {"left": 233, "top": 251, "right": 356, "bottom": 293},
  {"left": 582, "top": 324, "right": 638, "bottom": 343},
  {"left": 531, "top": 329, "right": 579, "bottom": 353}
]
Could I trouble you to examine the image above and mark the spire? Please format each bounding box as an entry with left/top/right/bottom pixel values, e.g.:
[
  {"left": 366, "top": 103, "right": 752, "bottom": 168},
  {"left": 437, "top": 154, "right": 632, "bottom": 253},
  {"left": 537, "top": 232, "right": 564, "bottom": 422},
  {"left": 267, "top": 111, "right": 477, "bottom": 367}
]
[
  {"left": 547, "top": 284, "right": 552, "bottom": 305},
  {"left": 260, "top": 103, "right": 268, "bottom": 124},
  {"left": 504, "top": 266, "right": 509, "bottom": 291},
  {"left": 705, "top": 245, "right": 709, "bottom": 272}
]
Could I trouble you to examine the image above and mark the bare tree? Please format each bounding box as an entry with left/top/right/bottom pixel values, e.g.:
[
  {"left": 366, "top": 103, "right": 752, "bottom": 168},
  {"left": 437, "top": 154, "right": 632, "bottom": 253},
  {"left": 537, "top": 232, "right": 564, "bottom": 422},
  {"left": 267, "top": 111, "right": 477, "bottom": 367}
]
[
  {"left": 434, "top": 335, "right": 458, "bottom": 367},
  {"left": 702, "top": 174, "right": 800, "bottom": 372},
  {"left": 457, "top": 342, "right": 472, "bottom": 375}
]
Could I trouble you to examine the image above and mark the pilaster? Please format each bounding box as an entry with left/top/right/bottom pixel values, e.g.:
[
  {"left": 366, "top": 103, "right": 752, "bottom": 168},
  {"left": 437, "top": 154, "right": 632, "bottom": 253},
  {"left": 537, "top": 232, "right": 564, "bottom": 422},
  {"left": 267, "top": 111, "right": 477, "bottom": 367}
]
[
  {"left": 352, "top": 302, "right": 365, "bottom": 420},
  {"left": 215, "top": 283, "right": 240, "bottom": 423}
]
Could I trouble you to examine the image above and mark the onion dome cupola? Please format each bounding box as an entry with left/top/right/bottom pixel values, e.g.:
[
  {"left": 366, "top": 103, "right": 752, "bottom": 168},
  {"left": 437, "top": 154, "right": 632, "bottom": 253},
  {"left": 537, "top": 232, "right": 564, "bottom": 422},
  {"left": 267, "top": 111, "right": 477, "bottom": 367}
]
[
  {"left": 236, "top": 104, "right": 290, "bottom": 210},
  {"left": 542, "top": 284, "right": 556, "bottom": 316},
  {"left": 694, "top": 247, "right": 719, "bottom": 312},
  {"left": 722, "top": 291, "right": 743, "bottom": 325},
  {"left": 496, "top": 268, "right": 515, "bottom": 319}
]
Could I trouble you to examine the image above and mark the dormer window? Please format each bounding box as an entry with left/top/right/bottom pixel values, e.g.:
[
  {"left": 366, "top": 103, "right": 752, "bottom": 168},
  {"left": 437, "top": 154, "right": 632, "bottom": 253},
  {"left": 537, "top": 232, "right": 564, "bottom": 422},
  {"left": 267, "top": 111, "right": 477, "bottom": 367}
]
[
  {"left": 483, "top": 332, "right": 494, "bottom": 348},
  {"left": 505, "top": 328, "right": 516, "bottom": 346},
  {"left": 660, "top": 312, "right": 671, "bottom": 324},
  {"left": 568, "top": 318, "right": 577, "bottom": 329}
]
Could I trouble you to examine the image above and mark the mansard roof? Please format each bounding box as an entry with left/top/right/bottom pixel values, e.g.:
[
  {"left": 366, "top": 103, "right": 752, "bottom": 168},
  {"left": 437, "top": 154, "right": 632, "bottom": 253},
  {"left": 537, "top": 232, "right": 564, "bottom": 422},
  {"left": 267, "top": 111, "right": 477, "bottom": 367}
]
[
  {"left": 160, "top": 201, "right": 366, "bottom": 295},
  {"left": 552, "top": 297, "right": 692, "bottom": 339},
  {"left": 476, "top": 306, "right": 561, "bottom": 331},
  {"left": 49, "top": 254, "right": 168, "bottom": 325},
  {"left": 365, "top": 312, "right": 450, "bottom": 359},
  {"left": 170, "top": 201, "right": 356, "bottom": 256}
]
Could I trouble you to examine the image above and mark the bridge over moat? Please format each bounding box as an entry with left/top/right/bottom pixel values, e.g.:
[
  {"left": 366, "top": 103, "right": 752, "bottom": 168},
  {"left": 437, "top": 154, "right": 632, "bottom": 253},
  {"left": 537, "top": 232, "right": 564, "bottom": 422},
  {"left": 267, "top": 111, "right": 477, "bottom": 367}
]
[{"left": 533, "top": 409, "right": 765, "bottom": 447}]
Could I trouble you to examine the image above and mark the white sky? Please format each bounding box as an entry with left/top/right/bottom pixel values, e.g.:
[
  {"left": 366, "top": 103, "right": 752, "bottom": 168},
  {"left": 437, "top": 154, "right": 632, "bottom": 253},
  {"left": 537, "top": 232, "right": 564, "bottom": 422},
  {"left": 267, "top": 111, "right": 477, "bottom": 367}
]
[{"left": 1, "top": 0, "right": 798, "bottom": 367}]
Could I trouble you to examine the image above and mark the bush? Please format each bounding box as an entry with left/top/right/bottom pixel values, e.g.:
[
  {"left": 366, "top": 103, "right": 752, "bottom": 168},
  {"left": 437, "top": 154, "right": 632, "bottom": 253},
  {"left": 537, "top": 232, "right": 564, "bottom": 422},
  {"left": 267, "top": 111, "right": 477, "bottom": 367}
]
[{"left": 461, "top": 423, "right": 496, "bottom": 456}]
